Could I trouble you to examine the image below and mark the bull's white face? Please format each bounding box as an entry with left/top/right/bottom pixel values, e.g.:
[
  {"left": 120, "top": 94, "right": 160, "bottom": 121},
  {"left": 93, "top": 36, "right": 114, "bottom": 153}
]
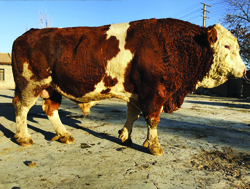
[{"left": 197, "top": 23, "right": 246, "bottom": 88}]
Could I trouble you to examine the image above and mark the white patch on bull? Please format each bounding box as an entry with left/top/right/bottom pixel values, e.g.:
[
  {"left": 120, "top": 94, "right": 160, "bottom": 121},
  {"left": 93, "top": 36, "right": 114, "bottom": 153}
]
[
  {"left": 104, "top": 22, "right": 134, "bottom": 99},
  {"left": 22, "top": 62, "right": 34, "bottom": 81},
  {"left": 46, "top": 67, "right": 52, "bottom": 74},
  {"left": 22, "top": 62, "right": 52, "bottom": 89},
  {"left": 197, "top": 24, "right": 246, "bottom": 89},
  {"left": 56, "top": 23, "right": 137, "bottom": 103}
]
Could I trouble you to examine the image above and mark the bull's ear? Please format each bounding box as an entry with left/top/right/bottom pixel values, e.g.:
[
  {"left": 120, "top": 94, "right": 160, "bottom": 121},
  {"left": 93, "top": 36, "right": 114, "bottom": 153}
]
[{"left": 207, "top": 27, "right": 217, "bottom": 45}]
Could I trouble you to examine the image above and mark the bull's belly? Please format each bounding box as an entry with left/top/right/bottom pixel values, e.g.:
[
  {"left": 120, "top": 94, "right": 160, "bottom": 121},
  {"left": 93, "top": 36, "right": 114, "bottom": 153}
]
[{"left": 54, "top": 84, "right": 137, "bottom": 103}]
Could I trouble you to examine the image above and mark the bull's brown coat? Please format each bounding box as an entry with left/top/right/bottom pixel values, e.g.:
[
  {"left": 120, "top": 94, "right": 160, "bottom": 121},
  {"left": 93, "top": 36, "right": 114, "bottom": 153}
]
[
  {"left": 11, "top": 18, "right": 246, "bottom": 155},
  {"left": 124, "top": 19, "right": 214, "bottom": 115},
  {"left": 12, "top": 25, "right": 120, "bottom": 99}
]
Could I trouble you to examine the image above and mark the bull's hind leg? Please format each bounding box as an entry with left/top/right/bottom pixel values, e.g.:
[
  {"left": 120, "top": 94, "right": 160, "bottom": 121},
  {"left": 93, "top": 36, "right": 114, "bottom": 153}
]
[
  {"left": 13, "top": 87, "right": 39, "bottom": 146},
  {"left": 118, "top": 101, "right": 141, "bottom": 146},
  {"left": 42, "top": 91, "right": 75, "bottom": 144}
]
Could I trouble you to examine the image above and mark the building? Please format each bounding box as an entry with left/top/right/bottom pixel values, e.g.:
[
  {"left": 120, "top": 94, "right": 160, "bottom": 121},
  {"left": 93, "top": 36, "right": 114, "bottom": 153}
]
[
  {"left": 242, "top": 70, "right": 250, "bottom": 97},
  {"left": 0, "top": 53, "right": 15, "bottom": 89},
  {"left": 208, "top": 78, "right": 243, "bottom": 97},
  {"left": 198, "top": 70, "right": 250, "bottom": 98}
]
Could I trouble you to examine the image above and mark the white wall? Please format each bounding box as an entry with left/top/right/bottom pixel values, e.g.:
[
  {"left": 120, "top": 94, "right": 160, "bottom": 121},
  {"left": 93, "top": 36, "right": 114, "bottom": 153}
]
[{"left": 0, "top": 64, "right": 15, "bottom": 89}]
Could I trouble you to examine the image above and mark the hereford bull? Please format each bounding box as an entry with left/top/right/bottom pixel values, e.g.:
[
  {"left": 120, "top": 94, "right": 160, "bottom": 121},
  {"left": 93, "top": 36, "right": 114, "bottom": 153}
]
[{"left": 12, "top": 18, "right": 246, "bottom": 155}]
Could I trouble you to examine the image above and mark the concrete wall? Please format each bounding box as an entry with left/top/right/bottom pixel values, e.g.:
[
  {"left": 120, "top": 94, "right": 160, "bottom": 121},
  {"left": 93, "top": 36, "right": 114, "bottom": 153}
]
[
  {"left": 208, "top": 71, "right": 250, "bottom": 98},
  {"left": 208, "top": 81, "right": 229, "bottom": 97},
  {"left": 228, "top": 79, "right": 243, "bottom": 97},
  {"left": 0, "top": 64, "right": 15, "bottom": 89},
  {"left": 242, "top": 71, "right": 250, "bottom": 97},
  {"left": 206, "top": 78, "right": 243, "bottom": 97}
]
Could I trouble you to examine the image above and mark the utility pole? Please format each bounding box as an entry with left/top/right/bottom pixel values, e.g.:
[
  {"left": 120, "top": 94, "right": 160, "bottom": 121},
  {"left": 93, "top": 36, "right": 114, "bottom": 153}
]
[{"left": 201, "top": 2, "right": 211, "bottom": 27}]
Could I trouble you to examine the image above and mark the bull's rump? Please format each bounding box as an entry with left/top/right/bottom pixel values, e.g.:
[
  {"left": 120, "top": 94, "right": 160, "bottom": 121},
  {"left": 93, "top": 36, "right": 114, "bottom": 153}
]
[{"left": 12, "top": 23, "right": 134, "bottom": 101}]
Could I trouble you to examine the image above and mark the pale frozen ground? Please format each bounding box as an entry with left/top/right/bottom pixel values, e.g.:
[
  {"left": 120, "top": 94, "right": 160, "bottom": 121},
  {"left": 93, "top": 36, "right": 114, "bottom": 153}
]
[{"left": 0, "top": 89, "right": 250, "bottom": 189}]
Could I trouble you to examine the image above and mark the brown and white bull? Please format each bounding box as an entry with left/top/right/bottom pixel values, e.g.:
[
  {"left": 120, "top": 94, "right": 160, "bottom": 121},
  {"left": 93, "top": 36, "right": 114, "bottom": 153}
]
[{"left": 12, "top": 18, "right": 246, "bottom": 155}]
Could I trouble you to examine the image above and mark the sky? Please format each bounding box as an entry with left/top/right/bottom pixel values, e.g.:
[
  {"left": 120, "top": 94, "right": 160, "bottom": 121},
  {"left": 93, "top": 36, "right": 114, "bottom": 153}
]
[{"left": 0, "top": 0, "right": 226, "bottom": 53}]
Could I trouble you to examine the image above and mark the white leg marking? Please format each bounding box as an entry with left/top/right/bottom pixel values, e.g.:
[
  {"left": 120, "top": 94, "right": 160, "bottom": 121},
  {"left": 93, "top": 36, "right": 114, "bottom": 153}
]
[
  {"left": 147, "top": 128, "right": 158, "bottom": 142},
  {"left": 14, "top": 94, "right": 39, "bottom": 146},
  {"left": 48, "top": 110, "right": 68, "bottom": 135},
  {"left": 15, "top": 106, "right": 31, "bottom": 139},
  {"left": 119, "top": 101, "right": 141, "bottom": 143}
]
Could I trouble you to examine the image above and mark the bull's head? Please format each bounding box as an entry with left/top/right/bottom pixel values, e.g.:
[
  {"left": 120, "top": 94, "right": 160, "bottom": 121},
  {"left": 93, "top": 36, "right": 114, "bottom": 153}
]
[{"left": 197, "top": 23, "right": 246, "bottom": 88}]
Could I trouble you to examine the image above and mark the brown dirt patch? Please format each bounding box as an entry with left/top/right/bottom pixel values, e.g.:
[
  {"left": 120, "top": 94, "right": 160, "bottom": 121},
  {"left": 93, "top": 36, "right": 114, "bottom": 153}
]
[{"left": 190, "top": 147, "right": 250, "bottom": 188}]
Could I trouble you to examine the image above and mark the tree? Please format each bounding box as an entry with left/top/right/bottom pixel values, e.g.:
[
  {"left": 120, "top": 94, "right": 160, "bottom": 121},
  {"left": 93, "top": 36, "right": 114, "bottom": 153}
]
[
  {"left": 26, "top": 10, "right": 52, "bottom": 31},
  {"left": 222, "top": 0, "right": 250, "bottom": 68},
  {"left": 38, "top": 10, "right": 52, "bottom": 29}
]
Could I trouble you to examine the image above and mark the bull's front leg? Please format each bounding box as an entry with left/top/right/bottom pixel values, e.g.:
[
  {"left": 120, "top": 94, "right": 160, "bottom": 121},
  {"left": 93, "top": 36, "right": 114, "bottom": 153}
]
[
  {"left": 143, "top": 117, "right": 163, "bottom": 156},
  {"left": 118, "top": 101, "right": 141, "bottom": 146}
]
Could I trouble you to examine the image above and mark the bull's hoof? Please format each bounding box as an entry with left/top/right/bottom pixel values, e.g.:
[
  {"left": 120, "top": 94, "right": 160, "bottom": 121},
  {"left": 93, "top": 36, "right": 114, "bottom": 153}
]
[
  {"left": 59, "top": 135, "right": 75, "bottom": 144},
  {"left": 51, "top": 133, "right": 75, "bottom": 144},
  {"left": 14, "top": 134, "right": 33, "bottom": 147},
  {"left": 143, "top": 139, "right": 164, "bottom": 156},
  {"left": 118, "top": 129, "right": 133, "bottom": 146}
]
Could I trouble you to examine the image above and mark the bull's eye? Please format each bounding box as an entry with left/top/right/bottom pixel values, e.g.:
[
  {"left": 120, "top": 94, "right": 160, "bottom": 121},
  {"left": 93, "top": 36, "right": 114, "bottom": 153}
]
[{"left": 224, "top": 45, "right": 230, "bottom": 50}]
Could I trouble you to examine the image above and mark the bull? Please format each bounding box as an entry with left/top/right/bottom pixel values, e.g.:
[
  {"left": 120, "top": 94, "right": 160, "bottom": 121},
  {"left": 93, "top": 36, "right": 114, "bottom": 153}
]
[{"left": 11, "top": 18, "right": 246, "bottom": 155}]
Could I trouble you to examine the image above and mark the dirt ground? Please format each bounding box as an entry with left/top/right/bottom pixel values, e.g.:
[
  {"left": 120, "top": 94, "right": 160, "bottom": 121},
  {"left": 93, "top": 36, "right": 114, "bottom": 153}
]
[{"left": 0, "top": 89, "right": 250, "bottom": 189}]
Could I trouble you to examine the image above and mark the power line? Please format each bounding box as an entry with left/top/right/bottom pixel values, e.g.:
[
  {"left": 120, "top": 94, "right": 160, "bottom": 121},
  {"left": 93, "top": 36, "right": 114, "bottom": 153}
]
[
  {"left": 170, "top": 3, "right": 200, "bottom": 18},
  {"left": 188, "top": 14, "right": 203, "bottom": 22},
  {"left": 178, "top": 9, "right": 201, "bottom": 20},
  {"left": 210, "top": 1, "right": 225, "bottom": 7},
  {"left": 169, "top": 2, "right": 217, "bottom": 26}
]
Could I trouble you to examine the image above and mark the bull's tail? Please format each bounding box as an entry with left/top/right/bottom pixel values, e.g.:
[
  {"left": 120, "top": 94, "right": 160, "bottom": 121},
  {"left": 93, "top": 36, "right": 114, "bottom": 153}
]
[{"left": 11, "top": 41, "right": 29, "bottom": 93}]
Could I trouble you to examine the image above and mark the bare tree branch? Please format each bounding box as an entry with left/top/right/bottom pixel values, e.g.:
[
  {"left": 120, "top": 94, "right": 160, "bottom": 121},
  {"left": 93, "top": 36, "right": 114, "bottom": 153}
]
[
  {"left": 38, "top": 10, "right": 52, "bottom": 29},
  {"left": 234, "top": 14, "right": 250, "bottom": 22},
  {"left": 222, "top": 0, "right": 250, "bottom": 66}
]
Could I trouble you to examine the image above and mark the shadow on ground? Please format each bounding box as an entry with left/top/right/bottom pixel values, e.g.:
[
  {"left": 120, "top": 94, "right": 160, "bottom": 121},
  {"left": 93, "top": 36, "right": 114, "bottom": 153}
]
[{"left": 0, "top": 93, "right": 249, "bottom": 154}]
